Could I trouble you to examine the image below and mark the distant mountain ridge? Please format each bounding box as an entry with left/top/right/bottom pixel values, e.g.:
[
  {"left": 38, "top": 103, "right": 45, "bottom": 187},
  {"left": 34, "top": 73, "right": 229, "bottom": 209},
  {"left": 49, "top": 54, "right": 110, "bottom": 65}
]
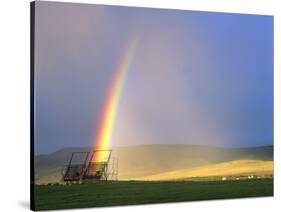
[{"left": 34, "top": 144, "right": 273, "bottom": 183}]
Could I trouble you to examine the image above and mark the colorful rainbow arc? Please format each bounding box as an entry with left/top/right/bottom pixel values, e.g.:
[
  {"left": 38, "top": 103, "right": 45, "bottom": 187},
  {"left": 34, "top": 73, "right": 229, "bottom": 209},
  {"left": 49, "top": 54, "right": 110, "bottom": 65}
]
[{"left": 92, "top": 36, "right": 138, "bottom": 162}]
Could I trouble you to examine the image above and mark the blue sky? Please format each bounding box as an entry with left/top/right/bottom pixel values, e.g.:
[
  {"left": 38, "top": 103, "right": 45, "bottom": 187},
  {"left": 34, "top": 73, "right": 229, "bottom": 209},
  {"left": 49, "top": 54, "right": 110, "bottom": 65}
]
[{"left": 34, "top": 2, "right": 273, "bottom": 154}]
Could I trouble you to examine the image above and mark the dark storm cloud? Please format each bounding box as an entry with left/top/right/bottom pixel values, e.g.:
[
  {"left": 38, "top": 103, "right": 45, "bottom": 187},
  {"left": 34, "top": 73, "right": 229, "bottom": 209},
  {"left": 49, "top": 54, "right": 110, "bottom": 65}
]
[{"left": 34, "top": 2, "right": 273, "bottom": 154}]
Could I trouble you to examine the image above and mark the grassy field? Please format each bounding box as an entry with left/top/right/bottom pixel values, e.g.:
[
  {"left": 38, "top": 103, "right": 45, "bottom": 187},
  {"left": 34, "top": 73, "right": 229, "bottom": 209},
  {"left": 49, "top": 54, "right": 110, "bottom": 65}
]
[{"left": 34, "top": 178, "right": 273, "bottom": 210}]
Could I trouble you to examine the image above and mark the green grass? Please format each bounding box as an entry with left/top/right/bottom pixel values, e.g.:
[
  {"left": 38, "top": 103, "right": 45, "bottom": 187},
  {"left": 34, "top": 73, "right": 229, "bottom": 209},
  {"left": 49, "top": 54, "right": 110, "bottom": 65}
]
[{"left": 34, "top": 179, "right": 273, "bottom": 210}]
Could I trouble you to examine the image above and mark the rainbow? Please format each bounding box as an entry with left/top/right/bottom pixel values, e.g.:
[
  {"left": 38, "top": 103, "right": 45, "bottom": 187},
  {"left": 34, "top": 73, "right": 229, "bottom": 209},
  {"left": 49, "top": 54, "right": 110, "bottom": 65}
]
[{"left": 91, "top": 36, "right": 138, "bottom": 162}]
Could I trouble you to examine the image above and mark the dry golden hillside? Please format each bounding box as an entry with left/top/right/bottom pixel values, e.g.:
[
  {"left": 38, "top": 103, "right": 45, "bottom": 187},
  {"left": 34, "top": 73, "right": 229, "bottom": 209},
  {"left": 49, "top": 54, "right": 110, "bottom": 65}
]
[
  {"left": 35, "top": 145, "right": 273, "bottom": 183},
  {"left": 132, "top": 160, "right": 273, "bottom": 181}
]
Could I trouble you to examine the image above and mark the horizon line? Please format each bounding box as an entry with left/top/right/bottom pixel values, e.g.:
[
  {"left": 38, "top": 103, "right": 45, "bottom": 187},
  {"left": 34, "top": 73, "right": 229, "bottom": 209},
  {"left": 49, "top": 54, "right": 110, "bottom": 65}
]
[{"left": 35, "top": 143, "right": 273, "bottom": 156}]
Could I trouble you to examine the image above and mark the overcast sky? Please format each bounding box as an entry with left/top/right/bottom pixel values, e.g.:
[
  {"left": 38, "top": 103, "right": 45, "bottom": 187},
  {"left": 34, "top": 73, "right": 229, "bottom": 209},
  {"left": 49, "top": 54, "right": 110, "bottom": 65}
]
[{"left": 34, "top": 1, "right": 273, "bottom": 154}]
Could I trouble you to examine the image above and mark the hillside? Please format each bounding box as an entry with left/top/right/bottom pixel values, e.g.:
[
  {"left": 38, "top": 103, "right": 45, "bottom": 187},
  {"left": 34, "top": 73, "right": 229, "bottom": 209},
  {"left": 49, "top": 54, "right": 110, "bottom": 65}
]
[
  {"left": 133, "top": 160, "right": 273, "bottom": 181},
  {"left": 34, "top": 144, "right": 273, "bottom": 183}
]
